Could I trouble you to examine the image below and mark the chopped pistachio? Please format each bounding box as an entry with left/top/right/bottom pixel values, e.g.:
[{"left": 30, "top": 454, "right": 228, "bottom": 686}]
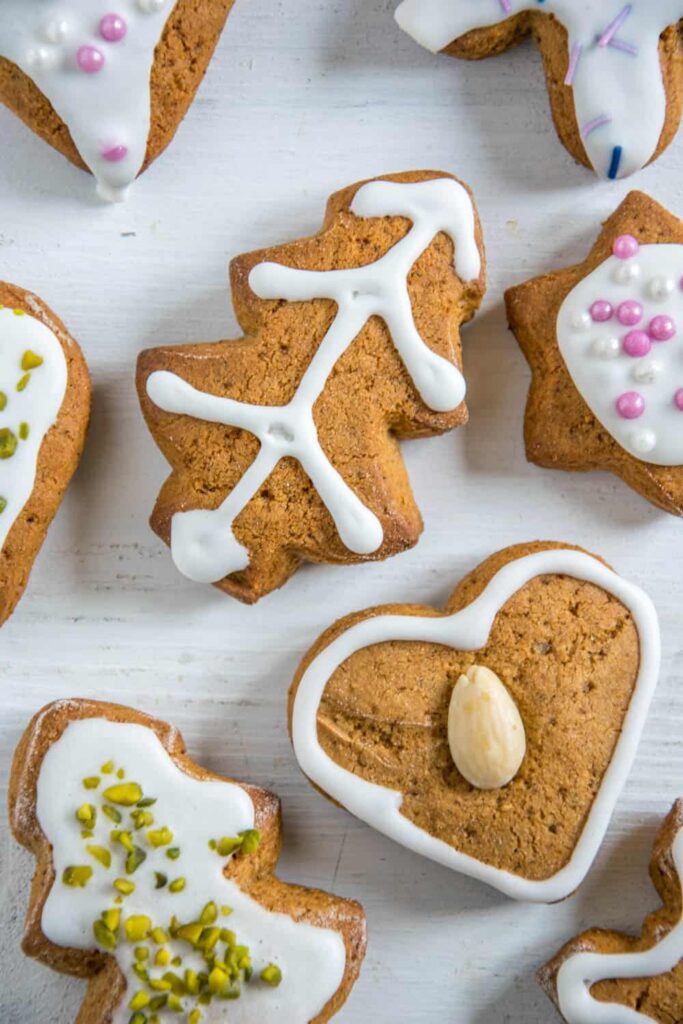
[
  {"left": 149, "top": 995, "right": 168, "bottom": 1012},
  {"left": 131, "top": 809, "right": 154, "bottom": 830},
  {"left": 166, "top": 994, "right": 183, "bottom": 1012},
  {"left": 102, "top": 805, "right": 122, "bottom": 824},
  {"left": 114, "top": 878, "right": 135, "bottom": 896},
  {"left": 101, "top": 760, "right": 115, "bottom": 774},
  {"left": 16, "top": 374, "right": 30, "bottom": 392},
  {"left": 150, "top": 927, "right": 169, "bottom": 945},
  {"left": 184, "top": 969, "right": 199, "bottom": 995},
  {"left": 82, "top": 776, "right": 100, "bottom": 790},
  {"left": 93, "top": 919, "right": 118, "bottom": 950},
  {"left": 199, "top": 902, "right": 218, "bottom": 925},
  {"left": 176, "top": 923, "right": 203, "bottom": 946},
  {"left": 86, "top": 845, "right": 112, "bottom": 869},
  {"left": 0, "top": 428, "right": 18, "bottom": 459},
  {"left": 124, "top": 915, "right": 152, "bottom": 943},
  {"left": 0, "top": 498, "right": 6, "bottom": 515},
  {"left": 102, "top": 909, "right": 121, "bottom": 932},
  {"left": 220, "top": 928, "right": 235, "bottom": 945},
  {"left": 134, "top": 946, "right": 149, "bottom": 963},
  {"left": 147, "top": 826, "right": 173, "bottom": 848},
  {"left": 198, "top": 927, "right": 221, "bottom": 954},
  {"left": 103, "top": 782, "right": 143, "bottom": 806},
  {"left": 260, "top": 963, "right": 282, "bottom": 987},
  {"left": 21, "top": 350, "right": 43, "bottom": 371},
  {"left": 148, "top": 978, "right": 172, "bottom": 993},
  {"left": 128, "top": 1014, "right": 146, "bottom": 1024},
  {"left": 221, "top": 906, "right": 233, "bottom": 917},
  {"left": 171, "top": 956, "right": 182, "bottom": 968},
  {"left": 18, "top": 422, "right": 29, "bottom": 441},
  {"left": 75, "top": 803, "right": 97, "bottom": 829},
  {"left": 12, "top": 309, "right": 24, "bottom": 316},
  {"left": 165, "top": 847, "right": 181, "bottom": 861},
  {"left": 212, "top": 836, "right": 241, "bottom": 857},
  {"left": 128, "top": 991, "right": 150, "bottom": 1012},
  {"left": 137, "top": 796, "right": 157, "bottom": 808},
  {"left": 62, "top": 865, "right": 93, "bottom": 888},
  {"left": 188, "top": 1010, "right": 202, "bottom": 1024},
  {"left": 239, "top": 829, "right": 261, "bottom": 855},
  {"left": 154, "top": 948, "right": 171, "bottom": 968},
  {"left": 149, "top": 1017, "right": 161, "bottom": 1024},
  {"left": 133, "top": 963, "right": 149, "bottom": 983},
  {"left": 126, "top": 846, "right": 147, "bottom": 875},
  {"left": 208, "top": 967, "right": 228, "bottom": 995},
  {"left": 162, "top": 971, "right": 186, "bottom": 997},
  {"left": 117, "top": 768, "right": 125, "bottom": 779},
  {"left": 168, "top": 877, "right": 186, "bottom": 894},
  {"left": 0, "top": 391, "right": 6, "bottom": 411},
  {"left": 80, "top": 830, "right": 94, "bottom": 840},
  {"left": 111, "top": 830, "right": 134, "bottom": 853}
]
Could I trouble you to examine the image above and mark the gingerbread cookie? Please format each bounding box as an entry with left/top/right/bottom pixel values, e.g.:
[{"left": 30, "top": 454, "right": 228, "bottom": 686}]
[
  {"left": 395, "top": 2, "right": 683, "bottom": 180},
  {"left": 540, "top": 801, "right": 683, "bottom": 1023},
  {"left": 289, "top": 542, "right": 659, "bottom": 902},
  {"left": 0, "top": 1, "right": 237, "bottom": 201},
  {"left": 9, "top": 699, "right": 366, "bottom": 1024},
  {"left": 0, "top": 283, "right": 90, "bottom": 626},
  {"left": 506, "top": 192, "right": 683, "bottom": 516},
  {"left": 137, "top": 170, "right": 485, "bottom": 604}
]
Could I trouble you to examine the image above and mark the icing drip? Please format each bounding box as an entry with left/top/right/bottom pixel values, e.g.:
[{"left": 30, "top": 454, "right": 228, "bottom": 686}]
[
  {"left": 0, "top": 1, "right": 173, "bottom": 201},
  {"left": 556, "top": 828, "right": 683, "bottom": 1023},
  {"left": 146, "top": 176, "right": 480, "bottom": 585},
  {"left": 0, "top": 306, "right": 68, "bottom": 550},
  {"left": 290, "top": 549, "right": 660, "bottom": 903},
  {"left": 394, "top": 0, "right": 683, "bottom": 179},
  {"left": 36, "top": 718, "right": 347, "bottom": 1024},
  {"left": 557, "top": 243, "right": 683, "bottom": 465}
]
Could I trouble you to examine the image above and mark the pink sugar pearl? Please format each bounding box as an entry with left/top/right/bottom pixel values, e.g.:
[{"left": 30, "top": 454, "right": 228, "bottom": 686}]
[
  {"left": 590, "top": 300, "right": 613, "bottom": 323},
  {"left": 649, "top": 315, "right": 676, "bottom": 341},
  {"left": 616, "top": 391, "right": 645, "bottom": 420},
  {"left": 100, "top": 14, "right": 127, "bottom": 42},
  {"left": 613, "top": 234, "right": 639, "bottom": 260},
  {"left": 77, "top": 45, "right": 105, "bottom": 73},
  {"left": 675, "top": 389, "right": 683, "bottom": 411},
  {"left": 623, "top": 330, "right": 652, "bottom": 358},
  {"left": 616, "top": 300, "right": 643, "bottom": 326},
  {"left": 102, "top": 144, "right": 128, "bottom": 162}
]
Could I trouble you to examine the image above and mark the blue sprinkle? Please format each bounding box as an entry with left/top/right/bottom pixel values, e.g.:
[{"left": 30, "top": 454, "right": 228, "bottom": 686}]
[{"left": 608, "top": 145, "right": 623, "bottom": 180}]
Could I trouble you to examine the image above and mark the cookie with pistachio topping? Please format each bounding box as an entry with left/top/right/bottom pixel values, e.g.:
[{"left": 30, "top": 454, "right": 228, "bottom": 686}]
[
  {"left": 9, "top": 699, "right": 367, "bottom": 1024},
  {"left": 0, "top": 283, "right": 90, "bottom": 626}
]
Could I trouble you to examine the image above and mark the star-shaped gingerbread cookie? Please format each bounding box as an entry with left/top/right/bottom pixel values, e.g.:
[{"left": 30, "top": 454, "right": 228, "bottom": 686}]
[
  {"left": 506, "top": 191, "right": 683, "bottom": 516},
  {"left": 395, "top": 1, "right": 683, "bottom": 180},
  {"left": 9, "top": 698, "right": 367, "bottom": 1024},
  {"left": 540, "top": 800, "right": 683, "bottom": 1024},
  {"left": 137, "top": 170, "right": 485, "bottom": 603}
]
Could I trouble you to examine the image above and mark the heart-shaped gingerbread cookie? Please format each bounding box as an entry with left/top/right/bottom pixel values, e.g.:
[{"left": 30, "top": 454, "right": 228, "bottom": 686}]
[{"left": 289, "top": 542, "right": 659, "bottom": 902}]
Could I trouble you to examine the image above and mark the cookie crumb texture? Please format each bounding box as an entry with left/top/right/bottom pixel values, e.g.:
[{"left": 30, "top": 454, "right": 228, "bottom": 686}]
[
  {"left": 0, "top": 0, "right": 236, "bottom": 196},
  {"left": 9, "top": 699, "right": 367, "bottom": 1024},
  {"left": 0, "top": 283, "right": 90, "bottom": 627},
  {"left": 507, "top": 191, "right": 683, "bottom": 517},
  {"left": 312, "top": 543, "right": 639, "bottom": 883},
  {"left": 540, "top": 801, "right": 683, "bottom": 1023},
  {"left": 137, "top": 170, "right": 485, "bottom": 603}
]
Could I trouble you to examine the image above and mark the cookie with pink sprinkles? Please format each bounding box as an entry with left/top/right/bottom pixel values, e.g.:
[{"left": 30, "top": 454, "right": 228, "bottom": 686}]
[{"left": 506, "top": 191, "right": 683, "bottom": 516}]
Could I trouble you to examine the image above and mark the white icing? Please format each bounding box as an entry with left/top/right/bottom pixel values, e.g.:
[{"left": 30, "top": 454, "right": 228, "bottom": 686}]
[
  {"left": 0, "top": 306, "right": 68, "bottom": 551},
  {"left": 394, "top": 0, "right": 683, "bottom": 179},
  {"left": 556, "top": 828, "right": 683, "bottom": 1023},
  {"left": 36, "top": 718, "right": 347, "bottom": 1024},
  {"left": 290, "top": 549, "right": 660, "bottom": 903},
  {"left": 0, "top": 1, "right": 174, "bottom": 201},
  {"left": 557, "top": 244, "right": 683, "bottom": 465},
  {"left": 146, "top": 177, "right": 481, "bottom": 584}
]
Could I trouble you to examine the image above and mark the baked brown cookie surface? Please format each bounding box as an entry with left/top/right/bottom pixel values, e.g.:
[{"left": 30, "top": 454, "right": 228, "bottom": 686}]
[
  {"left": 0, "top": 1, "right": 237, "bottom": 200},
  {"left": 0, "top": 283, "right": 90, "bottom": 626},
  {"left": 9, "top": 699, "right": 367, "bottom": 1024},
  {"left": 289, "top": 541, "right": 660, "bottom": 902},
  {"left": 395, "top": 2, "right": 683, "bottom": 180},
  {"left": 540, "top": 801, "right": 683, "bottom": 1024},
  {"left": 507, "top": 192, "right": 683, "bottom": 516},
  {"left": 137, "top": 169, "right": 485, "bottom": 604}
]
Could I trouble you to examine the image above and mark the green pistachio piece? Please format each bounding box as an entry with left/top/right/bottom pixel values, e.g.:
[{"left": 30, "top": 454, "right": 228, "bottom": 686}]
[
  {"left": 134, "top": 946, "right": 149, "bottom": 962},
  {"left": 0, "top": 498, "right": 6, "bottom": 514},
  {"left": 124, "top": 915, "right": 152, "bottom": 942},
  {"left": 16, "top": 374, "right": 30, "bottom": 392},
  {"left": 128, "top": 991, "right": 150, "bottom": 1012},
  {"left": 136, "top": 797, "right": 157, "bottom": 808},
  {"left": 176, "top": 923, "right": 203, "bottom": 946},
  {"left": 260, "top": 963, "right": 282, "bottom": 987},
  {"left": 21, "top": 350, "right": 43, "bottom": 371},
  {"left": 149, "top": 995, "right": 168, "bottom": 1011},
  {"left": 154, "top": 872, "right": 168, "bottom": 889},
  {"left": 165, "top": 847, "right": 181, "bottom": 861},
  {"left": 101, "top": 909, "right": 121, "bottom": 932},
  {"left": 212, "top": 836, "right": 241, "bottom": 857},
  {"left": 62, "top": 865, "right": 93, "bottom": 887},
  {"left": 0, "top": 391, "right": 6, "bottom": 411},
  {"left": 82, "top": 776, "right": 100, "bottom": 790},
  {"left": 188, "top": 1010, "right": 202, "bottom": 1024},
  {"left": 168, "top": 877, "right": 185, "bottom": 893},
  {"left": 131, "top": 809, "right": 154, "bottom": 830},
  {"left": 147, "top": 826, "right": 173, "bottom": 848},
  {"left": 103, "top": 782, "right": 143, "bottom": 806},
  {"left": 75, "top": 803, "right": 97, "bottom": 829},
  {"left": 0, "top": 428, "right": 17, "bottom": 459},
  {"left": 102, "top": 805, "right": 122, "bottom": 824},
  {"left": 200, "top": 902, "right": 218, "bottom": 925},
  {"left": 86, "top": 845, "right": 112, "bottom": 869},
  {"left": 114, "top": 878, "right": 135, "bottom": 896},
  {"left": 239, "top": 829, "right": 261, "bottom": 855},
  {"left": 125, "top": 846, "right": 147, "bottom": 875},
  {"left": 150, "top": 927, "right": 169, "bottom": 945},
  {"left": 18, "top": 422, "right": 29, "bottom": 441},
  {"left": 93, "top": 919, "right": 118, "bottom": 950},
  {"left": 101, "top": 760, "right": 115, "bottom": 774},
  {"left": 128, "top": 1014, "right": 146, "bottom": 1024},
  {"left": 155, "top": 948, "right": 171, "bottom": 968}
]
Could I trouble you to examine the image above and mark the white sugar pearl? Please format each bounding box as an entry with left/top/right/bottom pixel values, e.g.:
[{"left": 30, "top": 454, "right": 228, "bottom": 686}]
[
  {"left": 613, "top": 261, "right": 640, "bottom": 284},
  {"left": 44, "top": 17, "right": 69, "bottom": 44},
  {"left": 138, "top": 0, "right": 166, "bottom": 12},
  {"left": 26, "top": 45, "right": 60, "bottom": 71},
  {"left": 591, "top": 336, "right": 620, "bottom": 359},
  {"left": 632, "top": 358, "right": 661, "bottom": 384},
  {"left": 571, "top": 311, "right": 591, "bottom": 332},
  {"left": 630, "top": 429, "right": 657, "bottom": 455},
  {"left": 647, "top": 275, "right": 675, "bottom": 301}
]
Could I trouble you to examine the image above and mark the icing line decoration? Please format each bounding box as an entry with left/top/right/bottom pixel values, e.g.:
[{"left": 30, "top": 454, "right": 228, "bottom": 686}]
[
  {"left": 290, "top": 549, "right": 660, "bottom": 903},
  {"left": 0, "top": 1, "right": 173, "bottom": 201},
  {"left": 146, "top": 176, "right": 480, "bottom": 585},
  {"left": 557, "top": 242, "right": 683, "bottom": 465},
  {"left": 394, "top": 1, "right": 683, "bottom": 179},
  {"left": 37, "top": 717, "right": 347, "bottom": 1024},
  {"left": 0, "top": 306, "right": 68, "bottom": 551},
  {"left": 556, "top": 828, "right": 683, "bottom": 1023}
]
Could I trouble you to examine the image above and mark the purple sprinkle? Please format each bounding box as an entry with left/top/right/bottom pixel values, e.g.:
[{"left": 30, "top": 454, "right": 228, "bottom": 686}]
[
  {"left": 598, "top": 5, "right": 632, "bottom": 48},
  {"left": 565, "top": 44, "right": 582, "bottom": 86},
  {"left": 607, "top": 37, "right": 638, "bottom": 56},
  {"left": 582, "top": 115, "right": 612, "bottom": 138}
]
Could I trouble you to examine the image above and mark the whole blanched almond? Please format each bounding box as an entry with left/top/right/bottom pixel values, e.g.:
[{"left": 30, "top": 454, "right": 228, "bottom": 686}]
[{"left": 448, "top": 665, "right": 526, "bottom": 790}]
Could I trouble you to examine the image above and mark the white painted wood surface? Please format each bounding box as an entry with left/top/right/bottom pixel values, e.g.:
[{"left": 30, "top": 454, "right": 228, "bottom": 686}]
[{"left": 1, "top": 2, "right": 683, "bottom": 1021}]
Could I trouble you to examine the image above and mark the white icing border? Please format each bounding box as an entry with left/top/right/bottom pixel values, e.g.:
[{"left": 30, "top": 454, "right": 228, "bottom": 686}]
[
  {"left": 556, "top": 828, "right": 683, "bottom": 1023},
  {"left": 291, "top": 549, "right": 660, "bottom": 903}
]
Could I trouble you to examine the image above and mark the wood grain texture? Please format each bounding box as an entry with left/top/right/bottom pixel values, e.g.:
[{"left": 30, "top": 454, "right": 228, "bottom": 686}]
[{"left": 0, "top": 1, "right": 683, "bottom": 1021}]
